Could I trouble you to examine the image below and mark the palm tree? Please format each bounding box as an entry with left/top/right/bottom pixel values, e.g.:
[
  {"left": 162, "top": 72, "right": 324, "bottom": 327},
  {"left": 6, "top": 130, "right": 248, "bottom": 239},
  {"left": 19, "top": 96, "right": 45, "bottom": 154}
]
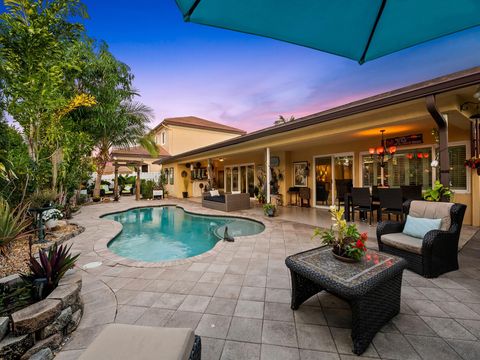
[
  {"left": 274, "top": 115, "right": 295, "bottom": 126},
  {"left": 91, "top": 101, "right": 157, "bottom": 198},
  {"left": 73, "top": 43, "right": 158, "bottom": 197}
]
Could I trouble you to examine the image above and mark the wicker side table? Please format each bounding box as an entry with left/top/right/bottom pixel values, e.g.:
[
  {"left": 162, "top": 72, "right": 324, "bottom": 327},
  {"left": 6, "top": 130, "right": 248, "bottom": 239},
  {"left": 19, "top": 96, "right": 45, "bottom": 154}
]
[{"left": 286, "top": 247, "right": 406, "bottom": 355}]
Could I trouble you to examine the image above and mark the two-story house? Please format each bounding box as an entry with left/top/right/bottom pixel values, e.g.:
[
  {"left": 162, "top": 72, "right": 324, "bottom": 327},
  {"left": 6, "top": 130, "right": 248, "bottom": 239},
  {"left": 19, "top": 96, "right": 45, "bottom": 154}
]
[{"left": 110, "top": 116, "right": 246, "bottom": 176}]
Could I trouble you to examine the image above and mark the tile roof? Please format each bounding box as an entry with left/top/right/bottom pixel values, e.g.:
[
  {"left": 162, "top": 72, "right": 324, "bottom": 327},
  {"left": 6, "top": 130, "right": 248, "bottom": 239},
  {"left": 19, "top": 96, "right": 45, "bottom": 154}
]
[{"left": 154, "top": 116, "right": 246, "bottom": 135}]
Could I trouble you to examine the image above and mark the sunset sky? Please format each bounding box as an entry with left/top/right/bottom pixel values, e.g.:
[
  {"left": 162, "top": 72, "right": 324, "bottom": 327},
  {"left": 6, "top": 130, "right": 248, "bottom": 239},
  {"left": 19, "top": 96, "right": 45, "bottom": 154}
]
[{"left": 3, "top": 1, "right": 480, "bottom": 132}]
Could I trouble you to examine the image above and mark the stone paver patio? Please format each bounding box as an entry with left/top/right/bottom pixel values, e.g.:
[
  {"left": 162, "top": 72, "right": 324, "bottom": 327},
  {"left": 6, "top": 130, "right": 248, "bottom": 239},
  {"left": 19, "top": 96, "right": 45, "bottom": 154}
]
[{"left": 56, "top": 197, "right": 480, "bottom": 360}]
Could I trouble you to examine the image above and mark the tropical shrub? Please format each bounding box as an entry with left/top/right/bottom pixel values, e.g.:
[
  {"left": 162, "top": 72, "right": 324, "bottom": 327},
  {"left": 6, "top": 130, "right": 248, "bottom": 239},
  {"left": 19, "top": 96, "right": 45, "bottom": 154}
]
[
  {"left": 141, "top": 180, "right": 155, "bottom": 199},
  {"left": 29, "top": 189, "right": 58, "bottom": 208},
  {"left": 0, "top": 281, "right": 33, "bottom": 317},
  {"left": 423, "top": 181, "right": 453, "bottom": 202},
  {"left": 23, "top": 243, "right": 79, "bottom": 299},
  {"left": 0, "top": 197, "right": 31, "bottom": 255}
]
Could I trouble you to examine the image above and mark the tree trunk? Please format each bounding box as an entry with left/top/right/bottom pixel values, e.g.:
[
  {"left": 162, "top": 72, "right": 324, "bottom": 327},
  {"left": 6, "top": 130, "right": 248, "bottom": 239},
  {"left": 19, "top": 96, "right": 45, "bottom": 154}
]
[{"left": 93, "top": 163, "right": 106, "bottom": 198}]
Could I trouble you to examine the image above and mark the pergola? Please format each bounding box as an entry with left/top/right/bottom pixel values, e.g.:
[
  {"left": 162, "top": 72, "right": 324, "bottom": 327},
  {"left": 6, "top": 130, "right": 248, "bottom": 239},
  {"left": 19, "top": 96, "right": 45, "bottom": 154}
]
[{"left": 111, "top": 159, "right": 147, "bottom": 201}]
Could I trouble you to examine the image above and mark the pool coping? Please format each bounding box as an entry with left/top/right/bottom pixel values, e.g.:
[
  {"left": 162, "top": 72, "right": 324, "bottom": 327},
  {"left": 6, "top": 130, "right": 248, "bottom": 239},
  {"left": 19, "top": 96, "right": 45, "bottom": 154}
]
[{"left": 92, "top": 202, "right": 273, "bottom": 268}]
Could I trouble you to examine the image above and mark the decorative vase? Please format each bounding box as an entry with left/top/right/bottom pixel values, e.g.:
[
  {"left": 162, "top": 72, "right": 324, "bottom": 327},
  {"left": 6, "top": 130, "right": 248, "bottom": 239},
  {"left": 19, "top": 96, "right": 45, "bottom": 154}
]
[{"left": 45, "top": 219, "right": 58, "bottom": 229}]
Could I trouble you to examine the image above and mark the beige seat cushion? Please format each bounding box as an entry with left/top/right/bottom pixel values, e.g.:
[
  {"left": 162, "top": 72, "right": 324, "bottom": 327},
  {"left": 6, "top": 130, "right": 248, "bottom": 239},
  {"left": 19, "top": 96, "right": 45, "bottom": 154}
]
[
  {"left": 79, "top": 324, "right": 195, "bottom": 360},
  {"left": 381, "top": 232, "right": 423, "bottom": 254},
  {"left": 409, "top": 201, "right": 452, "bottom": 231}
]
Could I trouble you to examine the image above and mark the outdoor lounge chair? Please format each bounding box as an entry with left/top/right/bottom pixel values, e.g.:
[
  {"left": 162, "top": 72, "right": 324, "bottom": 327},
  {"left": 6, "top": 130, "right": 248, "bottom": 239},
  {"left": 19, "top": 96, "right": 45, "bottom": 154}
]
[
  {"left": 100, "top": 184, "right": 114, "bottom": 196},
  {"left": 78, "top": 324, "right": 201, "bottom": 360},
  {"left": 377, "top": 200, "right": 466, "bottom": 278},
  {"left": 121, "top": 184, "right": 133, "bottom": 195}
]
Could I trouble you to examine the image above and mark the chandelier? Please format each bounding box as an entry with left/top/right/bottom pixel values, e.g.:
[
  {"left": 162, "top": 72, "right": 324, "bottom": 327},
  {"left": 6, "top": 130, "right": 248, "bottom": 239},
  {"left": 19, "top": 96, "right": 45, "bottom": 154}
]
[{"left": 368, "top": 130, "right": 396, "bottom": 167}]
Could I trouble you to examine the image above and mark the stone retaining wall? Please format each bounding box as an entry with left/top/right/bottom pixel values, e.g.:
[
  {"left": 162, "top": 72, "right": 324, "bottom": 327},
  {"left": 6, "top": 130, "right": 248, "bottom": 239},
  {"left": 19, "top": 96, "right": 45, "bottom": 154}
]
[{"left": 0, "top": 271, "right": 83, "bottom": 360}]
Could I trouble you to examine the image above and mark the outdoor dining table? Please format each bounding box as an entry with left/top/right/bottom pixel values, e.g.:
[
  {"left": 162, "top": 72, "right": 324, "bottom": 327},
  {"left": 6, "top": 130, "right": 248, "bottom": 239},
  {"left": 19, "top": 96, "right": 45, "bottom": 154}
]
[{"left": 285, "top": 246, "right": 407, "bottom": 355}]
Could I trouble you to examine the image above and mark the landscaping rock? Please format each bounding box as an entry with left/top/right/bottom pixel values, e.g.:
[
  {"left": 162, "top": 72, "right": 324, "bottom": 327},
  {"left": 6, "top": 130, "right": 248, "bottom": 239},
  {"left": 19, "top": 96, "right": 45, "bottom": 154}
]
[
  {"left": 0, "top": 274, "right": 22, "bottom": 287},
  {"left": 47, "top": 282, "right": 81, "bottom": 308},
  {"left": 66, "top": 309, "right": 82, "bottom": 334},
  {"left": 0, "top": 317, "right": 9, "bottom": 341},
  {"left": 20, "top": 333, "right": 62, "bottom": 359},
  {"left": 39, "top": 307, "right": 72, "bottom": 339},
  {"left": 0, "top": 333, "right": 34, "bottom": 360},
  {"left": 11, "top": 299, "right": 62, "bottom": 336},
  {"left": 28, "top": 348, "right": 54, "bottom": 360}
]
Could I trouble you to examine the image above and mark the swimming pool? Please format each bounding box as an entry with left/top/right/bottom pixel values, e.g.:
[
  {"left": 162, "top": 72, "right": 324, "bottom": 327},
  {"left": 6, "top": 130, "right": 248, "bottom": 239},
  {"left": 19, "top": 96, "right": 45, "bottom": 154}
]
[{"left": 104, "top": 206, "right": 264, "bottom": 262}]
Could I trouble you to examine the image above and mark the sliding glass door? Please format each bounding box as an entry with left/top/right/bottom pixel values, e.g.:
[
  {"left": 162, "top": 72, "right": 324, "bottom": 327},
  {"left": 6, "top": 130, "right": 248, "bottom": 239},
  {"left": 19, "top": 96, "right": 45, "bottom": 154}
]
[
  {"left": 314, "top": 153, "right": 354, "bottom": 208},
  {"left": 224, "top": 164, "right": 255, "bottom": 197}
]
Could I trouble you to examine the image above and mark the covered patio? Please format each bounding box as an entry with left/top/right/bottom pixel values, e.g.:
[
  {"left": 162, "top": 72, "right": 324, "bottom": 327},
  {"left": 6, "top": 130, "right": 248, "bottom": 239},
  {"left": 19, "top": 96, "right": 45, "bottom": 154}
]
[{"left": 156, "top": 69, "right": 480, "bottom": 226}]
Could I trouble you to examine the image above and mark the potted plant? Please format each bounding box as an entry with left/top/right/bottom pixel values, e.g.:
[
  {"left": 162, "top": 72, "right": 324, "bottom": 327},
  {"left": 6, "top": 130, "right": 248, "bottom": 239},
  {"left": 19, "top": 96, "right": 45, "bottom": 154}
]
[
  {"left": 465, "top": 156, "right": 480, "bottom": 175},
  {"left": 263, "top": 203, "right": 276, "bottom": 217},
  {"left": 42, "top": 208, "right": 63, "bottom": 229},
  {"left": 181, "top": 171, "right": 189, "bottom": 198},
  {"left": 423, "top": 180, "right": 453, "bottom": 202},
  {"left": 312, "top": 206, "right": 368, "bottom": 262}
]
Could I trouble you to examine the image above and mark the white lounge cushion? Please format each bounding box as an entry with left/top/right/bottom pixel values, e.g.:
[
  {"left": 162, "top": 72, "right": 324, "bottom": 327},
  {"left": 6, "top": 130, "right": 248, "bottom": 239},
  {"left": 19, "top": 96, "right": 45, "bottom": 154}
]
[
  {"left": 409, "top": 200, "right": 453, "bottom": 231},
  {"left": 381, "top": 232, "right": 423, "bottom": 254},
  {"left": 210, "top": 189, "right": 220, "bottom": 196},
  {"left": 78, "top": 324, "right": 195, "bottom": 360}
]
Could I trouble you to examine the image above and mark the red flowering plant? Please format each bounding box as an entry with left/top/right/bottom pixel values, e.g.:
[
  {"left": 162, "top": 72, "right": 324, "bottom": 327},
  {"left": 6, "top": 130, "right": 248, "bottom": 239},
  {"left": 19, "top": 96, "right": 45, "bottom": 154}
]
[
  {"left": 465, "top": 157, "right": 480, "bottom": 171},
  {"left": 312, "top": 206, "right": 368, "bottom": 261}
]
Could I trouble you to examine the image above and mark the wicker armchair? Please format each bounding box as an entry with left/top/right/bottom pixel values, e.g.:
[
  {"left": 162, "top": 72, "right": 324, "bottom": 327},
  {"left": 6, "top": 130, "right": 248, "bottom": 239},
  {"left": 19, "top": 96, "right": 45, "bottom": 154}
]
[{"left": 377, "top": 200, "right": 467, "bottom": 278}]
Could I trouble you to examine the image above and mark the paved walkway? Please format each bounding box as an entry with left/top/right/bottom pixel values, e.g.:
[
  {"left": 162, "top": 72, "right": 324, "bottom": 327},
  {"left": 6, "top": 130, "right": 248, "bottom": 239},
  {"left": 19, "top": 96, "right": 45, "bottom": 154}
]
[{"left": 56, "top": 197, "right": 480, "bottom": 360}]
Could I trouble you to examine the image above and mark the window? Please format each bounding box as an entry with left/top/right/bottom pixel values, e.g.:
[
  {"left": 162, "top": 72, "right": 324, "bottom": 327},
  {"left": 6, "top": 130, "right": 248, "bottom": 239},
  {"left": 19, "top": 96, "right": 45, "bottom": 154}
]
[
  {"left": 141, "top": 164, "right": 149, "bottom": 173},
  {"left": 436, "top": 144, "right": 468, "bottom": 191},
  {"left": 161, "top": 131, "right": 166, "bottom": 145},
  {"left": 361, "top": 147, "right": 432, "bottom": 189},
  {"left": 169, "top": 167, "right": 174, "bottom": 185}
]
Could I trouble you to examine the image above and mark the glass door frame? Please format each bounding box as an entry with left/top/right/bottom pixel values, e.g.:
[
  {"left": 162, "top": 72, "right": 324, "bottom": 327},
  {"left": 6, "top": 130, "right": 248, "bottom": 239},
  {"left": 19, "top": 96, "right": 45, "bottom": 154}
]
[
  {"left": 223, "top": 163, "right": 256, "bottom": 197},
  {"left": 313, "top": 152, "right": 355, "bottom": 209}
]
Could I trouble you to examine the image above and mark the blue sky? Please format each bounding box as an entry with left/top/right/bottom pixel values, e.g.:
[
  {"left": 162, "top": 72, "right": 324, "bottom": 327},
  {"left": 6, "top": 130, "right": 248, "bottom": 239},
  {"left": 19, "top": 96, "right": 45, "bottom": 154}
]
[{"left": 3, "top": 1, "right": 480, "bottom": 131}]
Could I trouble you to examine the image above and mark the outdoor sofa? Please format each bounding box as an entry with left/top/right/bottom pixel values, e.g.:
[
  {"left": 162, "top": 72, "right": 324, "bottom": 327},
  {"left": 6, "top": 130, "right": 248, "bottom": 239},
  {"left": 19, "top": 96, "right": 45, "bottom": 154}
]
[
  {"left": 377, "top": 200, "right": 466, "bottom": 278},
  {"left": 202, "top": 191, "right": 250, "bottom": 212},
  {"left": 78, "top": 324, "right": 201, "bottom": 360}
]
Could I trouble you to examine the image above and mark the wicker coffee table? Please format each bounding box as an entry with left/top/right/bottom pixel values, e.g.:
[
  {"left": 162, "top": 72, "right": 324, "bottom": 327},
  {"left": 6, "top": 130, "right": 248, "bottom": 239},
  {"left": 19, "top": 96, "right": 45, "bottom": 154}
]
[{"left": 285, "top": 247, "right": 407, "bottom": 355}]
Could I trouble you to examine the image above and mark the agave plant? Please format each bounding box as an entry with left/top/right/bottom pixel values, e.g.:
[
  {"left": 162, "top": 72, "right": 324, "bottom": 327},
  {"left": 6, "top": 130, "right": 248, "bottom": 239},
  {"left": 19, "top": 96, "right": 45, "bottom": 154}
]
[
  {"left": 24, "top": 243, "right": 79, "bottom": 298},
  {"left": 0, "top": 197, "right": 31, "bottom": 255}
]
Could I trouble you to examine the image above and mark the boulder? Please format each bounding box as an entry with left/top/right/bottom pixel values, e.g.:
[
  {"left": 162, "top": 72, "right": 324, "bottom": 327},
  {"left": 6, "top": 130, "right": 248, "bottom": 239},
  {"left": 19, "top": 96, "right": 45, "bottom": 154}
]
[
  {"left": 0, "top": 333, "right": 34, "bottom": 360},
  {"left": 47, "top": 282, "right": 81, "bottom": 309},
  {"left": 20, "top": 333, "right": 62, "bottom": 359},
  {"left": 0, "top": 317, "right": 9, "bottom": 341},
  {"left": 0, "top": 274, "right": 22, "bottom": 287},
  {"left": 11, "top": 299, "right": 62, "bottom": 336},
  {"left": 28, "top": 348, "right": 54, "bottom": 360},
  {"left": 66, "top": 309, "right": 82, "bottom": 334},
  {"left": 39, "top": 307, "right": 72, "bottom": 339}
]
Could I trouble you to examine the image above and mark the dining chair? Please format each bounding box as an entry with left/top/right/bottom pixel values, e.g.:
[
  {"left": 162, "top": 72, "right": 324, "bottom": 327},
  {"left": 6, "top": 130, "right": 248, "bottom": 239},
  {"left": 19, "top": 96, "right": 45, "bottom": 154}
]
[
  {"left": 335, "top": 179, "right": 353, "bottom": 208},
  {"left": 378, "top": 188, "right": 404, "bottom": 221},
  {"left": 400, "top": 185, "right": 423, "bottom": 202},
  {"left": 351, "top": 187, "right": 380, "bottom": 225}
]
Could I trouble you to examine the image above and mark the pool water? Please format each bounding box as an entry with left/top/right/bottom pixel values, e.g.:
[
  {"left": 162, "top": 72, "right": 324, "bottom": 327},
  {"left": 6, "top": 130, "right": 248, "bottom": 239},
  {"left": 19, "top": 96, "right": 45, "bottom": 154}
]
[{"left": 104, "top": 206, "right": 264, "bottom": 262}]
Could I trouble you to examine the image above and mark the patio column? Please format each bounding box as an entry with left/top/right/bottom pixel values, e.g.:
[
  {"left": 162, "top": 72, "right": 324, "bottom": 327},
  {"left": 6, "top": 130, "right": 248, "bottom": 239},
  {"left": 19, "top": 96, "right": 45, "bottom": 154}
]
[
  {"left": 207, "top": 158, "right": 213, "bottom": 190},
  {"left": 266, "top": 147, "right": 271, "bottom": 203},
  {"left": 135, "top": 165, "right": 141, "bottom": 201},
  {"left": 426, "top": 95, "right": 450, "bottom": 187},
  {"left": 113, "top": 161, "right": 119, "bottom": 201}
]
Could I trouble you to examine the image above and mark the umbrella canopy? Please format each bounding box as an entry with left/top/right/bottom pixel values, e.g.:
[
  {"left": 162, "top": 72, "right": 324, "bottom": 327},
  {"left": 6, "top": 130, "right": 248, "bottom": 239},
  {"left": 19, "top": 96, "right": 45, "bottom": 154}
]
[{"left": 175, "top": 0, "right": 480, "bottom": 63}]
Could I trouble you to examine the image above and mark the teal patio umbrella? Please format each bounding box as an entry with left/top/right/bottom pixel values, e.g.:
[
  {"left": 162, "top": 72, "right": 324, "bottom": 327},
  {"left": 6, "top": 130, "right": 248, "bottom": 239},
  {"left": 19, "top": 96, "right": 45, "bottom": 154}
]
[{"left": 175, "top": 0, "right": 480, "bottom": 63}]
